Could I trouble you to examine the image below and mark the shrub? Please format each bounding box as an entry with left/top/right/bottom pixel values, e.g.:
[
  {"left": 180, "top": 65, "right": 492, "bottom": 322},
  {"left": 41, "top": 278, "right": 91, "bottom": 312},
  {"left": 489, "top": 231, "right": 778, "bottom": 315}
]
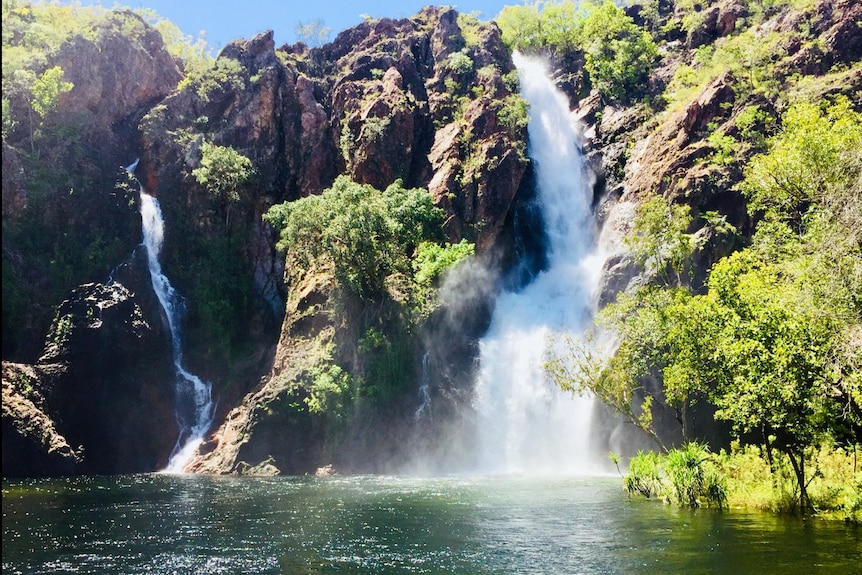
[
  {"left": 496, "top": 0, "right": 657, "bottom": 101},
  {"left": 264, "top": 176, "right": 444, "bottom": 299},
  {"left": 625, "top": 443, "right": 727, "bottom": 509},
  {"left": 578, "top": 1, "right": 658, "bottom": 102}
]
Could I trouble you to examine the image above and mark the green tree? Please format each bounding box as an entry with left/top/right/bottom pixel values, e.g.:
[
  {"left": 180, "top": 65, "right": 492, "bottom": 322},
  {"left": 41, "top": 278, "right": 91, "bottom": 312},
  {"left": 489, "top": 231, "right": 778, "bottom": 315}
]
[
  {"left": 578, "top": 0, "right": 658, "bottom": 101},
  {"left": 30, "top": 65, "right": 72, "bottom": 118},
  {"left": 742, "top": 97, "right": 862, "bottom": 225},
  {"left": 192, "top": 141, "right": 254, "bottom": 228},
  {"left": 264, "top": 176, "right": 444, "bottom": 299},
  {"left": 625, "top": 196, "right": 696, "bottom": 285},
  {"left": 496, "top": 0, "right": 657, "bottom": 101},
  {"left": 495, "top": 2, "right": 543, "bottom": 50},
  {"left": 21, "top": 65, "right": 73, "bottom": 154}
]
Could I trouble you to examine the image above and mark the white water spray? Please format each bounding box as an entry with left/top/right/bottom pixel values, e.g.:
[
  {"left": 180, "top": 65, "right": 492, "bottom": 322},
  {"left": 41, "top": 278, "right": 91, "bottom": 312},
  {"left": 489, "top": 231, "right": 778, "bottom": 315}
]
[
  {"left": 128, "top": 161, "right": 214, "bottom": 473},
  {"left": 473, "top": 53, "right": 606, "bottom": 475}
]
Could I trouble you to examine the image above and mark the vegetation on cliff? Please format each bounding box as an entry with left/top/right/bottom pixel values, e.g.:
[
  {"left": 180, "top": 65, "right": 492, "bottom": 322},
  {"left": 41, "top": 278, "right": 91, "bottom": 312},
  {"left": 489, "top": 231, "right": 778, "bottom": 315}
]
[
  {"left": 497, "top": 0, "right": 658, "bottom": 101},
  {"left": 263, "top": 176, "right": 474, "bottom": 427},
  {"left": 2, "top": 0, "right": 184, "bottom": 359},
  {"left": 2, "top": 0, "right": 859, "bottom": 497},
  {"left": 543, "top": 0, "right": 861, "bottom": 518}
]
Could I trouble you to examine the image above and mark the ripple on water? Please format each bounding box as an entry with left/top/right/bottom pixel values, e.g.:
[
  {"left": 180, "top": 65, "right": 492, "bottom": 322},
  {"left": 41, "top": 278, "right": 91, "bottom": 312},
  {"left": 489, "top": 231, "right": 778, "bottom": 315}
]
[{"left": 2, "top": 475, "right": 860, "bottom": 575}]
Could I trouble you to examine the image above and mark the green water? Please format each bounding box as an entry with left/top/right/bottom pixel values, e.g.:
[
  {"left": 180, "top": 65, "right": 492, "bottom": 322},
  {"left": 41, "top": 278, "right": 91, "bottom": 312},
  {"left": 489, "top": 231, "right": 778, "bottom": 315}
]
[{"left": 2, "top": 474, "right": 859, "bottom": 574}]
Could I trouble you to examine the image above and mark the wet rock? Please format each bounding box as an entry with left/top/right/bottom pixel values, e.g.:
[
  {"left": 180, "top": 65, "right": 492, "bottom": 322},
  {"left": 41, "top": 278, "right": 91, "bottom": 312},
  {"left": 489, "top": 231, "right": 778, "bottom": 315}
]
[
  {"left": 2, "top": 363, "right": 82, "bottom": 477},
  {"left": 37, "top": 277, "right": 177, "bottom": 474}
]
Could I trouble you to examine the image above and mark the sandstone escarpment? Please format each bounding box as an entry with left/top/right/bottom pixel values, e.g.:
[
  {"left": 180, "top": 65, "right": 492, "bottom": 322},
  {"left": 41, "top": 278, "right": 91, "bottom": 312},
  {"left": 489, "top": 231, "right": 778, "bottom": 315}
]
[
  {"left": 143, "top": 8, "right": 529, "bottom": 474},
  {"left": 2, "top": 9, "right": 181, "bottom": 361},
  {"left": 580, "top": 0, "right": 862, "bottom": 307}
]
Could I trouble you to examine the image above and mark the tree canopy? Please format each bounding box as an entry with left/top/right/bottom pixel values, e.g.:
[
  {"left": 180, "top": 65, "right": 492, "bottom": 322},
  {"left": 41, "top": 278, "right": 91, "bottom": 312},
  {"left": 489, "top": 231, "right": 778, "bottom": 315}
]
[
  {"left": 496, "top": 0, "right": 657, "bottom": 101},
  {"left": 264, "top": 176, "right": 453, "bottom": 300},
  {"left": 547, "top": 97, "right": 862, "bottom": 511}
]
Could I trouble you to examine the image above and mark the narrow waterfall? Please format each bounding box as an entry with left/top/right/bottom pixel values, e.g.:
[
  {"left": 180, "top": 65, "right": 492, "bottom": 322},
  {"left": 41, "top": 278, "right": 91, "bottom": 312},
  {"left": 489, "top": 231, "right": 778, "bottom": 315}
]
[
  {"left": 129, "top": 163, "right": 214, "bottom": 473},
  {"left": 415, "top": 351, "right": 432, "bottom": 419},
  {"left": 473, "top": 53, "right": 605, "bottom": 475}
]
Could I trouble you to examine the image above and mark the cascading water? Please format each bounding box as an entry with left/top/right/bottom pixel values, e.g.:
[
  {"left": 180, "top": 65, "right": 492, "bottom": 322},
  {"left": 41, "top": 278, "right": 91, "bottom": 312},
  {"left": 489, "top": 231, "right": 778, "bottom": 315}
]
[
  {"left": 473, "top": 53, "right": 606, "bottom": 475},
  {"left": 415, "top": 351, "right": 432, "bottom": 419},
  {"left": 127, "top": 161, "right": 214, "bottom": 473}
]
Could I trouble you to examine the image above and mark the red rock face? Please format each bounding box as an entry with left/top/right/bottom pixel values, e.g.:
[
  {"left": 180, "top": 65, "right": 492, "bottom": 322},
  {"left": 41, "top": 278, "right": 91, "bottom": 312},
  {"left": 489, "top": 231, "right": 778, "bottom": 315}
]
[
  {"left": 139, "top": 6, "right": 527, "bottom": 258},
  {"left": 167, "top": 8, "right": 531, "bottom": 475}
]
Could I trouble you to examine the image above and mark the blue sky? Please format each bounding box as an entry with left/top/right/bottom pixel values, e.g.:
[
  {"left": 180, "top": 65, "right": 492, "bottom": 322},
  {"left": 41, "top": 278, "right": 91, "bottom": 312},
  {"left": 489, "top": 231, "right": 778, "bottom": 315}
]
[{"left": 89, "top": 1, "right": 520, "bottom": 52}]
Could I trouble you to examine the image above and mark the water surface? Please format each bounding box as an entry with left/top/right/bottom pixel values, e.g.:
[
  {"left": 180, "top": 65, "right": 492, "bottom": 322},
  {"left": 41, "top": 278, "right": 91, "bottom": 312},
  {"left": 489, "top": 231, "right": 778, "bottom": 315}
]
[{"left": 3, "top": 475, "right": 859, "bottom": 574}]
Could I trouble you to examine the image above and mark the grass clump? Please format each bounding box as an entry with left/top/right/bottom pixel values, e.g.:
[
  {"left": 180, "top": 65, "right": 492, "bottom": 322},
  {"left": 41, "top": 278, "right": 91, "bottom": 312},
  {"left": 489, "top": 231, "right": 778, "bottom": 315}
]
[{"left": 624, "top": 441, "right": 862, "bottom": 522}]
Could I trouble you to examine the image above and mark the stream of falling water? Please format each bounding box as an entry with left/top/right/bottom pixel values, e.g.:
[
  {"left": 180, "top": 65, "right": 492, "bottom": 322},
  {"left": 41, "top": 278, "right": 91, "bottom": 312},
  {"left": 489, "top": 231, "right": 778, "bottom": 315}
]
[
  {"left": 473, "top": 53, "right": 606, "bottom": 475},
  {"left": 128, "top": 162, "right": 214, "bottom": 472}
]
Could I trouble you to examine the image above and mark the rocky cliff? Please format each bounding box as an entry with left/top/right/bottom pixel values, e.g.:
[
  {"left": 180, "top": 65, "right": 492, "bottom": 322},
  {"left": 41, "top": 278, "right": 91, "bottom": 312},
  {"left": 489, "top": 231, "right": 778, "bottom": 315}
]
[
  {"left": 2, "top": 6, "right": 530, "bottom": 476},
  {"left": 173, "top": 8, "right": 531, "bottom": 475},
  {"left": 3, "top": 1, "right": 860, "bottom": 476}
]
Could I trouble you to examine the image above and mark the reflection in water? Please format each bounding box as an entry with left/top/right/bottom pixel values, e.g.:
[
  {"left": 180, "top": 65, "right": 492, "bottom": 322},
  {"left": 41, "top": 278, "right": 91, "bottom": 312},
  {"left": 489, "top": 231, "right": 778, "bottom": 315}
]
[{"left": 3, "top": 475, "right": 859, "bottom": 574}]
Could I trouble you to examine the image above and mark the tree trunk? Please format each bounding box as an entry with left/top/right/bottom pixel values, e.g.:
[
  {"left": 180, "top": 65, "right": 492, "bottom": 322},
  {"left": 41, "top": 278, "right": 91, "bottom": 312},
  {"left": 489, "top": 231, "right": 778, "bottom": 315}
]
[{"left": 787, "top": 449, "right": 810, "bottom": 513}]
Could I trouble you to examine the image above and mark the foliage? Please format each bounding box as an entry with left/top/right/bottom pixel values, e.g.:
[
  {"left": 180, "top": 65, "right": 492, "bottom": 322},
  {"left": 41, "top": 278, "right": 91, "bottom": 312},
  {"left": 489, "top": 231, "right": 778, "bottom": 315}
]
[
  {"left": 29, "top": 65, "right": 72, "bottom": 118},
  {"left": 359, "top": 115, "right": 390, "bottom": 144},
  {"left": 627, "top": 441, "right": 860, "bottom": 519},
  {"left": 445, "top": 48, "right": 475, "bottom": 88},
  {"left": 339, "top": 120, "right": 355, "bottom": 164},
  {"left": 356, "top": 327, "right": 415, "bottom": 405},
  {"left": 497, "top": 93, "right": 530, "bottom": 133},
  {"left": 306, "top": 362, "right": 352, "bottom": 414},
  {"left": 2, "top": 0, "right": 106, "bottom": 63},
  {"left": 192, "top": 141, "right": 254, "bottom": 204},
  {"left": 718, "top": 441, "right": 860, "bottom": 520},
  {"left": 496, "top": 0, "right": 657, "bottom": 101},
  {"left": 707, "top": 129, "right": 737, "bottom": 166},
  {"left": 1, "top": 96, "right": 13, "bottom": 140},
  {"left": 578, "top": 1, "right": 658, "bottom": 102},
  {"left": 412, "top": 240, "right": 475, "bottom": 287},
  {"left": 625, "top": 442, "right": 727, "bottom": 509},
  {"left": 495, "top": 2, "right": 543, "bottom": 50},
  {"left": 625, "top": 196, "right": 696, "bottom": 285},
  {"left": 456, "top": 12, "right": 484, "bottom": 48},
  {"left": 264, "top": 176, "right": 445, "bottom": 299},
  {"left": 742, "top": 97, "right": 862, "bottom": 223},
  {"left": 625, "top": 449, "right": 663, "bottom": 498},
  {"left": 546, "top": 321, "right": 666, "bottom": 449},
  {"left": 187, "top": 233, "right": 253, "bottom": 355},
  {"left": 177, "top": 56, "right": 244, "bottom": 101},
  {"left": 666, "top": 26, "right": 786, "bottom": 112}
]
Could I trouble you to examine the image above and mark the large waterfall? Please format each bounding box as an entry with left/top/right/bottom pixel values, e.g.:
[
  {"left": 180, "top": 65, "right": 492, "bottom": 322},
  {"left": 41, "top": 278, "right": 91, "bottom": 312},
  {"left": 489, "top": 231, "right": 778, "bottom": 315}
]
[
  {"left": 473, "top": 53, "right": 605, "bottom": 475},
  {"left": 130, "top": 163, "right": 214, "bottom": 473}
]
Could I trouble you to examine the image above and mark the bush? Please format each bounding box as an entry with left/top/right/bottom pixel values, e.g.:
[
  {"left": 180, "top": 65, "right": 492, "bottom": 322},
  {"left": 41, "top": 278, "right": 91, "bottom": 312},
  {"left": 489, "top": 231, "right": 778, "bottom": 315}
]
[
  {"left": 412, "top": 240, "right": 475, "bottom": 286},
  {"left": 578, "top": 1, "right": 658, "bottom": 101},
  {"left": 192, "top": 141, "right": 254, "bottom": 204},
  {"left": 264, "top": 176, "right": 445, "bottom": 299},
  {"left": 496, "top": 0, "right": 657, "bottom": 101},
  {"left": 625, "top": 443, "right": 726, "bottom": 509}
]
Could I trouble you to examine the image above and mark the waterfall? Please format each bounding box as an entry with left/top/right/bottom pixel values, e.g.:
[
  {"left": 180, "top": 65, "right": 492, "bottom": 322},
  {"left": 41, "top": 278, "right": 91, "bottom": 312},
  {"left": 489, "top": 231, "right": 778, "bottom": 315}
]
[
  {"left": 128, "top": 162, "right": 214, "bottom": 473},
  {"left": 415, "top": 351, "right": 432, "bottom": 419},
  {"left": 472, "top": 53, "right": 605, "bottom": 475}
]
